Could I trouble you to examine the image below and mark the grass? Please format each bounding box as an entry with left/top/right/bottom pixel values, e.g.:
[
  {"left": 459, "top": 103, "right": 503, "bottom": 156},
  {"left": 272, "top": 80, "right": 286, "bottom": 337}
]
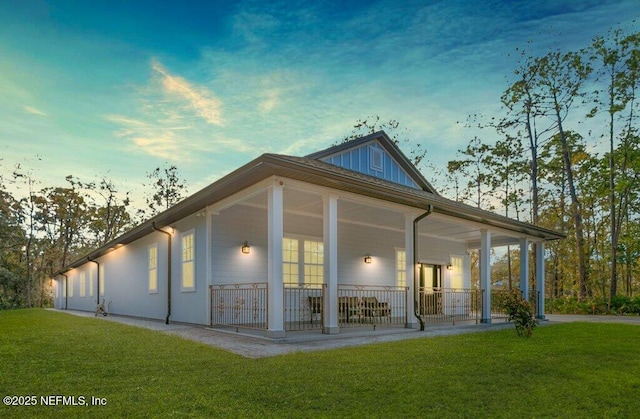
[{"left": 1, "top": 309, "right": 639, "bottom": 418}]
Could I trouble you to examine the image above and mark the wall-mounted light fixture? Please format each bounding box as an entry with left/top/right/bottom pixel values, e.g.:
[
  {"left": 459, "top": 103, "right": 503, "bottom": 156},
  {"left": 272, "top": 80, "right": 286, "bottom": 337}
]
[
  {"left": 446, "top": 264, "right": 453, "bottom": 270},
  {"left": 241, "top": 241, "right": 251, "bottom": 254},
  {"left": 364, "top": 254, "right": 372, "bottom": 264}
]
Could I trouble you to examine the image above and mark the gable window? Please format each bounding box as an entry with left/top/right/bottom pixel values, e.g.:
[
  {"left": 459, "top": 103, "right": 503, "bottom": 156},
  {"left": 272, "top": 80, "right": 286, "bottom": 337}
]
[
  {"left": 370, "top": 146, "right": 384, "bottom": 172},
  {"left": 181, "top": 230, "right": 195, "bottom": 292},
  {"left": 396, "top": 249, "right": 406, "bottom": 287},
  {"left": 149, "top": 243, "right": 158, "bottom": 293},
  {"left": 283, "top": 237, "right": 324, "bottom": 287}
]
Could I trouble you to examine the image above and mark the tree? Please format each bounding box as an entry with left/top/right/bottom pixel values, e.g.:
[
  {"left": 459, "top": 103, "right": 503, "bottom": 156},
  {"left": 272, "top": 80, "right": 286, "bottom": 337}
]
[
  {"left": 87, "top": 177, "right": 133, "bottom": 245},
  {"left": 500, "top": 53, "right": 556, "bottom": 226},
  {"left": 34, "top": 177, "right": 92, "bottom": 270},
  {"left": 536, "top": 50, "right": 592, "bottom": 300},
  {"left": 0, "top": 181, "right": 26, "bottom": 308},
  {"left": 142, "top": 164, "right": 188, "bottom": 218},
  {"left": 486, "top": 135, "right": 528, "bottom": 289},
  {"left": 11, "top": 165, "right": 39, "bottom": 307},
  {"left": 341, "top": 115, "right": 429, "bottom": 168},
  {"left": 447, "top": 136, "right": 493, "bottom": 210},
  {"left": 589, "top": 30, "right": 640, "bottom": 303}
]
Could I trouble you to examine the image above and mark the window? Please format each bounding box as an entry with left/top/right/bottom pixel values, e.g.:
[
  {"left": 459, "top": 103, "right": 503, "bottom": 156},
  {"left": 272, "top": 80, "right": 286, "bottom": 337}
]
[
  {"left": 303, "top": 240, "right": 323, "bottom": 286},
  {"left": 181, "top": 231, "right": 195, "bottom": 291},
  {"left": 396, "top": 249, "right": 406, "bottom": 287},
  {"left": 283, "top": 237, "right": 323, "bottom": 287},
  {"left": 79, "top": 272, "right": 86, "bottom": 297},
  {"left": 62, "top": 278, "right": 67, "bottom": 298},
  {"left": 149, "top": 243, "right": 158, "bottom": 293},
  {"left": 89, "top": 268, "right": 94, "bottom": 297},
  {"left": 450, "top": 255, "right": 464, "bottom": 289},
  {"left": 370, "top": 146, "right": 384, "bottom": 172},
  {"left": 68, "top": 277, "right": 74, "bottom": 297},
  {"left": 99, "top": 265, "right": 105, "bottom": 297},
  {"left": 283, "top": 238, "right": 299, "bottom": 284}
]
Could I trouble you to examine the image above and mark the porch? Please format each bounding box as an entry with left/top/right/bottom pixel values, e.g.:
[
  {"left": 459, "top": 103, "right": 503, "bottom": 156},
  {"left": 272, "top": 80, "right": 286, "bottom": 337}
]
[
  {"left": 209, "top": 283, "right": 542, "bottom": 334},
  {"left": 205, "top": 175, "right": 551, "bottom": 337}
]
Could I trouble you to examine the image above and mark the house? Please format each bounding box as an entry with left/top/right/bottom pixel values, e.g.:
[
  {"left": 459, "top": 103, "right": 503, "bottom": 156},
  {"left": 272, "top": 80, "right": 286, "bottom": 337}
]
[{"left": 52, "top": 131, "right": 563, "bottom": 337}]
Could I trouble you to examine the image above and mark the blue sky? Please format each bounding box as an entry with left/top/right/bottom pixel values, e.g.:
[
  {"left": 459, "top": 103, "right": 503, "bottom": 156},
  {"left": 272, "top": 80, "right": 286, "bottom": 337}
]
[{"left": 1, "top": 0, "right": 639, "bottom": 204}]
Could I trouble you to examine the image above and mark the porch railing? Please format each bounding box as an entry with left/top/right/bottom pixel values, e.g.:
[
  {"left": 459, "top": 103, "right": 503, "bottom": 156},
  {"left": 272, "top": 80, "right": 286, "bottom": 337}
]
[
  {"left": 284, "top": 283, "right": 326, "bottom": 331},
  {"left": 490, "top": 290, "right": 510, "bottom": 321},
  {"left": 209, "top": 283, "right": 268, "bottom": 330},
  {"left": 418, "top": 288, "right": 480, "bottom": 325},
  {"left": 337, "top": 284, "right": 408, "bottom": 328}
]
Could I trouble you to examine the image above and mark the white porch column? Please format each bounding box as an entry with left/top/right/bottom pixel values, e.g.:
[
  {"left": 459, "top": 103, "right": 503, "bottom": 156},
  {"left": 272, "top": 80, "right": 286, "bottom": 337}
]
[
  {"left": 535, "top": 242, "right": 546, "bottom": 319},
  {"left": 480, "top": 229, "right": 492, "bottom": 323},
  {"left": 323, "top": 194, "right": 339, "bottom": 334},
  {"left": 267, "top": 181, "right": 285, "bottom": 337},
  {"left": 519, "top": 238, "right": 530, "bottom": 300},
  {"left": 405, "top": 213, "right": 417, "bottom": 329}
]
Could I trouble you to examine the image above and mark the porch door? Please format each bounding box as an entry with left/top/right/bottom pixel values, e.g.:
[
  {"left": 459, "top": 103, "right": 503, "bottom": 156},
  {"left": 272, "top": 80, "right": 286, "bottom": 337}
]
[{"left": 419, "top": 264, "right": 442, "bottom": 315}]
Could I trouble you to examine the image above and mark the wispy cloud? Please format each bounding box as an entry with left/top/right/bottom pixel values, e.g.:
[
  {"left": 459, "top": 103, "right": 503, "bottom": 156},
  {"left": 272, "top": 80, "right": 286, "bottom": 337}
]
[
  {"left": 105, "top": 59, "right": 244, "bottom": 161},
  {"left": 257, "top": 88, "right": 280, "bottom": 113},
  {"left": 23, "top": 105, "right": 47, "bottom": 116},
  {"left": 132, "top": 132, "right": 181, "bottom": 160},
  {"left": 151, "top": 59, "right": 223, "bottom": 126}
]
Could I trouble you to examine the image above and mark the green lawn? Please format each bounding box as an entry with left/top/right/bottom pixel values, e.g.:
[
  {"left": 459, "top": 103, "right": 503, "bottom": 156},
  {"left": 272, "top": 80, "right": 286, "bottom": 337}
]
[{"left": 1, "top": 310, "right": 639, "bottom": 418}]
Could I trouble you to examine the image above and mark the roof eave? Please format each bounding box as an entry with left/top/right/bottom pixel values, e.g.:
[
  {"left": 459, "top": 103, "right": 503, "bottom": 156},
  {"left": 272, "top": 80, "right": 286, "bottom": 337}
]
[{"left": 52, "top": 152, "right": 564, "bottom": 277}]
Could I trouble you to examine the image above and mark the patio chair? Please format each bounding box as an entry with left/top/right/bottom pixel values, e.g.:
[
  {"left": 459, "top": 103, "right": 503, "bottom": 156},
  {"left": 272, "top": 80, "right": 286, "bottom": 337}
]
[
  {"left": 308, "top": 296, "right": 323, "bottom": 325},
  {"left": 361, "top": 296, "right": 391, "bottom": 321}
]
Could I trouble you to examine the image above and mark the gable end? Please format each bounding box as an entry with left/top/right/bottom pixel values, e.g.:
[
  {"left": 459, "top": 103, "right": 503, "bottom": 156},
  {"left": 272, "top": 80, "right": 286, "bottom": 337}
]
[{"left": 307, "top": 131, "right": 438, "bottom": 194}]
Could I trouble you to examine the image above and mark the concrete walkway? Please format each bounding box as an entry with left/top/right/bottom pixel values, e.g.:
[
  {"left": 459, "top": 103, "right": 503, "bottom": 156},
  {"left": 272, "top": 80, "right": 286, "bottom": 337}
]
[{"left": 55, "top": 310, "right": 639, "bottom": 358}]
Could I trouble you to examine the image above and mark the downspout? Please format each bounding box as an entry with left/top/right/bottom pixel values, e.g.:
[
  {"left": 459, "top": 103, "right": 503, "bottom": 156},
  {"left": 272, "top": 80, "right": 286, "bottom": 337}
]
[
  {"left": 152, "top": 223, "right": 172, "bottom": 324},
  {"left": 414, "top": 204, "right": 433, "bottom": 331},
  {"left": 62, "top": 273, "right": 68, "bottom": 310},
  {"left": 87, "top": 257, "right": 100, "bottom": 307}
]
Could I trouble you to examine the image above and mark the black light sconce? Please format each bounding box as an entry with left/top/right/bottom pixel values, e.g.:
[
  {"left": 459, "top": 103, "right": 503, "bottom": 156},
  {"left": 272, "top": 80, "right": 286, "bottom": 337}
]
[
  {"left": 364, "top": 254, "right": 372, "bottom": 264},
  {"left": 241, "top": 241, "right": 251, "bottom": 254}
]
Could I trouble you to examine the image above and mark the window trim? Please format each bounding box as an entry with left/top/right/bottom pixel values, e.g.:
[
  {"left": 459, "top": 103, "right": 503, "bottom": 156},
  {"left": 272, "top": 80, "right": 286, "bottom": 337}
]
[
  {"left": 283, "top": 235, "right": 324, "bottom": 287},
  {"left": 181, "top": 229, "right": 196, "bottom": 292},
  {"left": 79, "top": 272, "right": 86, "bottom": 297},
  {"left": 149, "top": 243, "right": 158, "bottom": 294},
  {"left": 449, "top": 254, "right": 465, "bottom": 289},
  {"left": 89, "top": 268, "right": 94, "bottom": 297},
  {"left": 369, "top": 145, "right": 384, "bottom": 172},
  {"left": 99, "top": 264, "right": 105, "bottom": 297},
  {"left": 395, "top": 248, "right": 406, "bottom": 288}
]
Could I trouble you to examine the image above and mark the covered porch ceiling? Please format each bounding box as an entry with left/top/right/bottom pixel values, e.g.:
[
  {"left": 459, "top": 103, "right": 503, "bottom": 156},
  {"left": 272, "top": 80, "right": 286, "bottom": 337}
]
[{"left": 233, "top": 185, "right": 531, "bottom": 249}]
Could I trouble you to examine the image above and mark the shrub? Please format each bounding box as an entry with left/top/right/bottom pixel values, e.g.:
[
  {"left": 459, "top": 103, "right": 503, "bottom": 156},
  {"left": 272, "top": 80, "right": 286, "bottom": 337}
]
[
  {"left": 610, "top": 295, "right": 640, "bottom": 315},
  {"left": 501, "top": 289, "right": 538, "bottom": 337}
]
